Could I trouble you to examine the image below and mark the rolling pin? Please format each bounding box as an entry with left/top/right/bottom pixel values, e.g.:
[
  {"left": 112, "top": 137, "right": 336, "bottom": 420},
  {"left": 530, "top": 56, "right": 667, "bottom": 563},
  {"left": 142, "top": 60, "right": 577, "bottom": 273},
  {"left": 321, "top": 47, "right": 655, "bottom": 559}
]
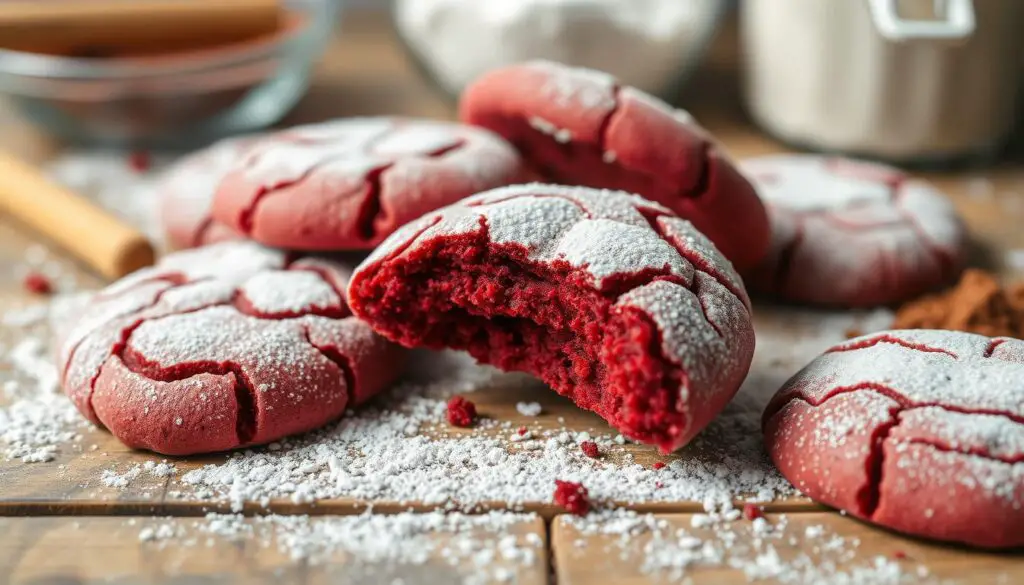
[
  {"left": 0, "top": 0, "right": 282, "bottom": 55},
  {"left": 0, "top": 152, "right": 155, "bottom": 279}
]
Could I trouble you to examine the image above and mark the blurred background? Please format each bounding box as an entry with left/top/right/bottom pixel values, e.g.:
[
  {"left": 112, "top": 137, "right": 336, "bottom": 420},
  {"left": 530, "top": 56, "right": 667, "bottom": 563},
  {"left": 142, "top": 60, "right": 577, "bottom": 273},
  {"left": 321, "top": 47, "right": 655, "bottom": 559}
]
[{"left": 0, "top": 0, "right": 1019, "bottom": 167}]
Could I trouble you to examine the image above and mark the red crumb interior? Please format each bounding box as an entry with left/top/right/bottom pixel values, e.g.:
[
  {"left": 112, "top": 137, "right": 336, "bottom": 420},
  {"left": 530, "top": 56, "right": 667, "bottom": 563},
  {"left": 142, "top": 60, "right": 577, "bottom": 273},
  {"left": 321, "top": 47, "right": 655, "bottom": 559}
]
[{"left": 354, "top": 228, "right": 687, "bottom": 451}]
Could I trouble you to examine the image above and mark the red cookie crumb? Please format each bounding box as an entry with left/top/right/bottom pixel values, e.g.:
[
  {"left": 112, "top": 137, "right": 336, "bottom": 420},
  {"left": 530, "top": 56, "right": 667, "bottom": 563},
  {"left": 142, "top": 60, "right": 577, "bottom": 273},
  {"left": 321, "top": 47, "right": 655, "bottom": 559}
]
[
  {"left": 580, "top": 441, "right": 600, "bottom": 458},
  {"left": 652, "top": 461, "right": 666, "bottom": 470},
  {"left": 128, "top": 151, "right": 151, "bottom": 172},
  {"left": 23, "top": 272, "right": 52, "bottom": 295},
  {"left": 892, "top": 550, "right": 908, "bottom": 560},
  {"left": 554, "top": 480, "right": 590, "bottom": 516},
  {"left": 743, "top": 503, "right": 764, "bottom": 521},
  {"left": 446, "top": 396, "right": 477, "bottom": 428},
  {"left": 517, "top": 426, "right": 528, "bottom": 436}
]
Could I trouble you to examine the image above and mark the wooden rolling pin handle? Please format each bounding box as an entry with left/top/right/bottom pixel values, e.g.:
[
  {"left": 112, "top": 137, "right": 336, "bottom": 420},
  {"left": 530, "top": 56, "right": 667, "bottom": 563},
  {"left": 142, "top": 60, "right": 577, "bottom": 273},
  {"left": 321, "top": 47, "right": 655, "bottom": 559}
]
[
  {"left": 0, "top": 153, "right": 155, "bottom": 280},
  {"left": 0, "top": 0, "right": 282, "bottom": 55}
]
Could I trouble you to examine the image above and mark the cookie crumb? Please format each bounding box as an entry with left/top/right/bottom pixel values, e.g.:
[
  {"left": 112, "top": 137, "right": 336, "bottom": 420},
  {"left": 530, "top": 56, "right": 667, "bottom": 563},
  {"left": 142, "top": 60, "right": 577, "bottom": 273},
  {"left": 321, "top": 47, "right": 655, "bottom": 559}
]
[
  {"left": 554, "top": 480, "right": 590, "bottom": 516},
  {"left": 580, "top": 441, "right": 599, "bottom": 458},
  {"left": 446, "top": 396, "right": 477, "bottom": 428},
  {"left": 652, "top": 462, "right": 666, "bottom": 470},
  {"left": 22, "top": 272, "right": 52, "bottom": 295},
  {"left": 892, "top": 550, "right": 907, "bottom": 560},
  {"left": 517, "top": 426, "right": 528, "bottom": 436},
  {"left": 128, "top": 151, "right": 151, "bottom": 172},
  {"left": 743, "top": 503, "right": 764, "bottom": 521}
]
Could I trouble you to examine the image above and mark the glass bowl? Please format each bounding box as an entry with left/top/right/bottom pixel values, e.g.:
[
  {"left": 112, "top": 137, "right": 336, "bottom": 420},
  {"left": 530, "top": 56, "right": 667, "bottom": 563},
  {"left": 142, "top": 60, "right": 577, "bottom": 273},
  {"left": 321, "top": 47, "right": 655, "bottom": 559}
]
[
  {"left": 0, "top": 0, "right": 340, "bottom": 148},
  {"left": 392, "top": 0, "right": 730, "bottom": 104}
]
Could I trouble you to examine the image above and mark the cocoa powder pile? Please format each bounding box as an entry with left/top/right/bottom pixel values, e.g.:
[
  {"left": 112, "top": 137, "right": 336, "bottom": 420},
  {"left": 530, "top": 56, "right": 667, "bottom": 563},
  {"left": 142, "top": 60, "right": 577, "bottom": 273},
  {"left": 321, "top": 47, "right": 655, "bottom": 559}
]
[{"left": 893, "top": 269, "right": 1024, "bottom": 338}]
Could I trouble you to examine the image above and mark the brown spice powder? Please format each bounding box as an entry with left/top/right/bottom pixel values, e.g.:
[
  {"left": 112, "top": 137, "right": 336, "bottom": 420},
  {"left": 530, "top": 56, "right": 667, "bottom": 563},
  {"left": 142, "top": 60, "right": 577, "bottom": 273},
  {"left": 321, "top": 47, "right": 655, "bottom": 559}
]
[{"left": 892, "top": 269, "right": 1024, "bottom": 338}]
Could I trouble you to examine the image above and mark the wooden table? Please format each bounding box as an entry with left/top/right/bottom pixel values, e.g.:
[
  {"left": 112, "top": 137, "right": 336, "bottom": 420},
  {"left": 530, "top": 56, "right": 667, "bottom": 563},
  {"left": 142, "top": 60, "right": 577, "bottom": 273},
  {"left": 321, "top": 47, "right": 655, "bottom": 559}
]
[{"left": 0, "top": 9, "right": 1021, "bottom": 585}]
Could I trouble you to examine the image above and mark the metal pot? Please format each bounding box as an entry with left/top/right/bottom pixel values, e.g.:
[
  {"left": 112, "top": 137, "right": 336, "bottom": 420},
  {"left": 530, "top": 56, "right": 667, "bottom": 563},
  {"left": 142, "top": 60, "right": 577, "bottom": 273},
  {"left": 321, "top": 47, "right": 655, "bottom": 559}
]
[{"left": 741, "top": 0, "right": 1024, "bottom": 164}]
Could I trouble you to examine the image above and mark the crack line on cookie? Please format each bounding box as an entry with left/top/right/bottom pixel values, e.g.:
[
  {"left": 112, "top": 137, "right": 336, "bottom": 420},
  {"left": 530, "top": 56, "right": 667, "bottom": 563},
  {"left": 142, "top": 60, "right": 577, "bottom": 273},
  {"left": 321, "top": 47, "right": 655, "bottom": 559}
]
[
  {"left": 75, "top": 279, "right": 193, "bottom": 415},
  {"left": 983, "top": 338, "right": 1008, "bottom": 358},
  {"left": 691, "top": 273, "right": 724, "bottom": 340},
  {"left": 118, "top": 349, "right": 260, "bottom": 444},
  {"left": 356, "top": 163, "right": 393, "bottom": 242},
  {"left": 860, "top": 405, "right": 902, "bottom": 517},
  {"left": 827, "top": 334, "right": 958, "bottom": 358},
  {"left": 652, "top": 220, "right": 749, "bottom": 312},
  {"left": 302, "top": 326, "right": 358, "bottom": 407},
  {"left": 236, "top": 161, "right": 322, "bottom": 235},
  {"left": 770, "top": 386, "right": 1024, "bottom": 428}
]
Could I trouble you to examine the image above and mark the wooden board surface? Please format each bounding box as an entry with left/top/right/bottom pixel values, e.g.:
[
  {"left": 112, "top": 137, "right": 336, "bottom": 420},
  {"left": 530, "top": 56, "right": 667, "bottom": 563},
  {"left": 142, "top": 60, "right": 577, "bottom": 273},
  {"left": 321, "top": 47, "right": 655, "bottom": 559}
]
[
  {"left": 552, "top": 513, "right": 1024, "bottom": 584},
  {"left": 0, "top": 515, "right": 548, "bottom": 585},
  {"left": 0, "top": 8, "right": 1023, "bottom": 585}
]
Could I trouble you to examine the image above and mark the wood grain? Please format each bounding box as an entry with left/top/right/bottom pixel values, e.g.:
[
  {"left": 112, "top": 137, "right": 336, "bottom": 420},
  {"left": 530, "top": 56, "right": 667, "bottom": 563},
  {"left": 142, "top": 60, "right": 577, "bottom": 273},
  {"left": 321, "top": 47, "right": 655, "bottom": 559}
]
[
  {"left": 0, "top": 515, "right": 548, "bottom": 585},
  {"left": 552, "top": 513, "right": 1024, "bottom": 585},
  {"left": 1, "top": 8, "right": 1024, "bottom": 583}
]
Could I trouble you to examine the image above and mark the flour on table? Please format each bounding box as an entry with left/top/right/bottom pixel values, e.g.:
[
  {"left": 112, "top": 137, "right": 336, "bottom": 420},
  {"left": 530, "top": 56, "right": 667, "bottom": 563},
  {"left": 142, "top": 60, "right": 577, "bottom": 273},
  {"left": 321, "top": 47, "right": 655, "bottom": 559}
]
[
  {"left": 136, "top": 511, "right": 543, "bottom": 585},
  {"left": 561, "top": 507, "right": 937, "bottom": 584}
]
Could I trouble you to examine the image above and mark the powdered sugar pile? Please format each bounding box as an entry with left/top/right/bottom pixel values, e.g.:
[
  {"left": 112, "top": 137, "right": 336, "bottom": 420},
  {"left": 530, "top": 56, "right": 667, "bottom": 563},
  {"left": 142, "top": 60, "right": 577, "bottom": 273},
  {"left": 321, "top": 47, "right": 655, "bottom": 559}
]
[
  {"left": 1, "top": 299, "right": 90, "bottom": 463},
  {"left": 560, "top": 506, "right": 935, "bottom": 584}
]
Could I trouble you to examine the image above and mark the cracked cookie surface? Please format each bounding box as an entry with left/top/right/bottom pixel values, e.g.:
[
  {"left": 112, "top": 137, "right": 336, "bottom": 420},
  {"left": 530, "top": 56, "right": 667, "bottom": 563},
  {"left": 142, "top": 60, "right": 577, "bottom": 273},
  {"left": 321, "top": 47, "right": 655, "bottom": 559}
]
[
  {"left": 459, "top": 61, "right": 769, "bottom": 271},
  {"left": 741, "top": 155, "right": 966, "bottom": 307},
  {"left": 159, "top": 136, "right": 256, "bottom": 249},
  {"left": 348, "top": 184, "right": 755, "bottom": 453},
  {"left": 211, "top": 117, "right": 529, "bottom": 251},
  {"left": 58, "top": 242, "right": 406, "bottom": 455},
  {"left": 763, "top": 329, "right": 1024, "bottom": 548}
]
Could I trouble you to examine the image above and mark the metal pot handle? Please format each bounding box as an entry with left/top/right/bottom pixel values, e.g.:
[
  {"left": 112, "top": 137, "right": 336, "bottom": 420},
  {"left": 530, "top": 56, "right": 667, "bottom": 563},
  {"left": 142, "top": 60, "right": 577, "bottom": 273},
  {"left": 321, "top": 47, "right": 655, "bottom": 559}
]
[{"left": 867, "top": 0, "right": 975, "bottom": 41}]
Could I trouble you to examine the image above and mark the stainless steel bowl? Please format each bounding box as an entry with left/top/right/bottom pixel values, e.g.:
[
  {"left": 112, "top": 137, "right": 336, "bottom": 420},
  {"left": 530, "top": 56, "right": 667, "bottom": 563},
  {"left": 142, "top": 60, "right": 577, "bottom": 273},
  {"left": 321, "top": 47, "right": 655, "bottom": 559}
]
[{"left": 0, "top": 0, "right": 341, "bottom": 147}]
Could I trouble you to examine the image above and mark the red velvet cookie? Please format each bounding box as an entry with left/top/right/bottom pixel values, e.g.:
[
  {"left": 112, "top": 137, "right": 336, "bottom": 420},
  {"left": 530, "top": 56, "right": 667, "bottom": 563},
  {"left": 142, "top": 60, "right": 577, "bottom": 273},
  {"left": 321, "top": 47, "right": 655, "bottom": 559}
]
[
  {"left": 211, "top": 117, "right": 529, "bottom": 251},
  {"left": 159, "top": 137, "right": 254, "bottom": 249},
  {"left": 763, "top": 330, "right": 1024, "bottom": 548},
  {"left": 459, "top": 60, "right": 769, "bottom": 271},
  {"left": 58, "top": 242, "right": 406, "bottom": 456},
  {"left": 348, "top": 184, "right": 755, "bottom": 452},
  {"left": 741, "top": 155, "right": 966, "bottom": 307}
]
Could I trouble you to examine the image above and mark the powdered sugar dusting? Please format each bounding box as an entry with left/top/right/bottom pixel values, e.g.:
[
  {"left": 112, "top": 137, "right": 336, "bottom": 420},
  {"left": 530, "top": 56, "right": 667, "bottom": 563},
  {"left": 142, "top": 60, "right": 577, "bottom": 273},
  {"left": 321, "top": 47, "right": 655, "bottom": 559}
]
[
  {"left": 766, "top": 329, "right": 1024, "bottom": 547},
  {"left": 559, "top": 508, "right": 940, "bottom": 583},
  {"left": 529, "top": 60, "right": 617, "bottom": 111},
  {"left": 176, "top": 351, "right": 790, "bottom": 510},
  {"left": 239, "top": 270, "right": 342, "bottom": 315},
  {"left": 741, "top": 154, "right": 966, "bottom": 306},
  {"left": 58, "top": 241, "right": 401, "bottom": 454},
  {"left": 131, "top": 510, "right": 543, "bottom": 584}
]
